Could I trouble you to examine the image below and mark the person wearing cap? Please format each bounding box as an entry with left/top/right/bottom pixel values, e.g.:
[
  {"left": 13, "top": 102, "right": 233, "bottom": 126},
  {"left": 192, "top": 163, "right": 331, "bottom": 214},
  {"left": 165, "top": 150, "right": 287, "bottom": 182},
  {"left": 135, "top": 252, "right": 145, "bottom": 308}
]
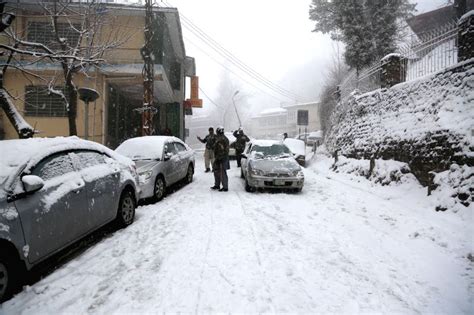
[
  {"left": 197, "top": 127, "right": 216, "bottom": 172},
  {"left": 210, "top": 126, "right": 230, "bottom": 191},
  {"left": 233, "top": 128, "right": 250, "bottom": 167}
]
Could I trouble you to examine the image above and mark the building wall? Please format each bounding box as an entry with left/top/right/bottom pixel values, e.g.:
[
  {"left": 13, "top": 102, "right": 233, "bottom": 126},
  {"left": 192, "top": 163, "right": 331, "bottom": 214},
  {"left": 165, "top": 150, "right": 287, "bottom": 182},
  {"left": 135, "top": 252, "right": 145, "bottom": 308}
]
[
  {"left": 2, "top": 70, "right": 105, "bottom": 142},
  {"left": 1, "top": 5, "right": 189, "bottom": 144}
]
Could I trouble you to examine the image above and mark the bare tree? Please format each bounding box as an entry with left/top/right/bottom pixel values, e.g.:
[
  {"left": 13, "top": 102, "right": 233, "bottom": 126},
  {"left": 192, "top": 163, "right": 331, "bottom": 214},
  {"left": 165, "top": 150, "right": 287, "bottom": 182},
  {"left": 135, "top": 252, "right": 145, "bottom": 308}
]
[{"left": 0, "top": 0, "right": 130, "bottom": 136}]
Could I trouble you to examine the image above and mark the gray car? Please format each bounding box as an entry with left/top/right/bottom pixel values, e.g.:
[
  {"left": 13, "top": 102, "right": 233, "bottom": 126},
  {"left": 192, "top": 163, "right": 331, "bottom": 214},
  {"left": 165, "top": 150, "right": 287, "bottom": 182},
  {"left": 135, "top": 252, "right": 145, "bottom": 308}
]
[
  {"left": 0, "top": 137, "right": 139, "bottom": 302},
  {"left": 241, "top": 140, "right": 305, "bottom": 192},
  {"left": 115, "top": 136, "right": 195, "bottom": 201}
]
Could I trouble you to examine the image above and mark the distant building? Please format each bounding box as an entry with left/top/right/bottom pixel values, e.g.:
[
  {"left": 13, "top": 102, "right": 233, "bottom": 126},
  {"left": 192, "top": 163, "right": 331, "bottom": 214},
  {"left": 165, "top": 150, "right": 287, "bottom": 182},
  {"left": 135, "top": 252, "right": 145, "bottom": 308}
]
[
  {"left": 282, "top": 101, "right": 321, "bottom": 137},
  {"left": 249, "top": 107, "right": 288, "bottom": 139},
  {"left": 1, "top": 1, "right": 198, "bottom": 148},
  {"left": 249, "top": 101, "right": 322, "bottom": 139}
]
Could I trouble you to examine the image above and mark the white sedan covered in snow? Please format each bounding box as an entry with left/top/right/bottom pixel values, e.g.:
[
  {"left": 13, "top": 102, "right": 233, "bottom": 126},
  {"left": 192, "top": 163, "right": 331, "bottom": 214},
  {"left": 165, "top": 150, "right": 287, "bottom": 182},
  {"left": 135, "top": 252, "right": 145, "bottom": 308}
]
[
  {"left": 0, "top": 137, "right": 139, "bottom": 302},
  {"left": 241, "top": 140, "right": 304, "bottom": 192},
  {"left": 115, "top": 136, "right": 195, "bottom": 201}
]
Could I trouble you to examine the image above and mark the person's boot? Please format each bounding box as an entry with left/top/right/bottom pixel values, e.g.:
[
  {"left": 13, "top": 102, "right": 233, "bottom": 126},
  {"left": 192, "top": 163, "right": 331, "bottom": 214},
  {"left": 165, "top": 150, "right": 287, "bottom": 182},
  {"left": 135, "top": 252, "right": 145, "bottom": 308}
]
[
  {"left": 210, "top": 186, "right": 219, "bottom": 190},
  {"left": 218, "top": 188, "right": 228, "bottom": 192},
  {"left": 205, "top": 168, "right": 210, "bottom": 172}
]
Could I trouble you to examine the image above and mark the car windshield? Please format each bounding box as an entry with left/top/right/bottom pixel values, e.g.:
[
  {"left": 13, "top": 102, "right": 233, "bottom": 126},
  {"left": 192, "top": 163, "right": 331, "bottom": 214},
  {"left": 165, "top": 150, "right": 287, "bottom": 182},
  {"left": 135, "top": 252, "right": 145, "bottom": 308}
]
[{"left": 251, "top": 144, "right": 291, "bottom": 158}]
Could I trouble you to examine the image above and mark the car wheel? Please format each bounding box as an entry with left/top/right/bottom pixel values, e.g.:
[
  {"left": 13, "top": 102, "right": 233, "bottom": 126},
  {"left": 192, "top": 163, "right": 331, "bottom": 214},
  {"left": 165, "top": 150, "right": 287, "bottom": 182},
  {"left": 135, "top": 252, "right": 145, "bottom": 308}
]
[
  {"left": 185, "top": 164, "right": 194, "bottom": 184},
  {"left": 116, "top": 189, "right": 136, "bottom": 228},
  {"left": 0, "top": 251, "right": 23, "bottom": 303},
  {"left": 154, "top": 176, "right": 166, "bottom": 201},
  {"left": 245, "top": 178, "right": 255, "bottom": 193}
]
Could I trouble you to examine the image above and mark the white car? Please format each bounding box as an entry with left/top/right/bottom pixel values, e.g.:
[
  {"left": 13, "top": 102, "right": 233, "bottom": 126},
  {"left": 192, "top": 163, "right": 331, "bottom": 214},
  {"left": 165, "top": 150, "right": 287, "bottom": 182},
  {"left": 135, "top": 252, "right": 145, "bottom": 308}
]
[
  {"left": 284, "top": 138, "right": 306, "bottom": 166},
  {"left": 115, "top": 136, "right": 195, "bottom": 201}
]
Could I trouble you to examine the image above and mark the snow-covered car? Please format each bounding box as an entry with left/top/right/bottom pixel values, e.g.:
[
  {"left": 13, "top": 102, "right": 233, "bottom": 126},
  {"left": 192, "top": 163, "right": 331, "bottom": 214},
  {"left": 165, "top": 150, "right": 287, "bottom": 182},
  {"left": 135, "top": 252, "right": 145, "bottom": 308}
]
[
  {"left": 284, "top": 138, "right": 306, "bottom": 166},
  {"left": 225, "top": 132, "right": 236, "bottom": 159},
  {"left": 240, "top": 140, "right": 304, "bottom": 192},
  {"left": 0, "top": 137, "right": 139, "bottom": 302},
  {"left": 115, "top": 136, "right": 195, "bottom": 201}
]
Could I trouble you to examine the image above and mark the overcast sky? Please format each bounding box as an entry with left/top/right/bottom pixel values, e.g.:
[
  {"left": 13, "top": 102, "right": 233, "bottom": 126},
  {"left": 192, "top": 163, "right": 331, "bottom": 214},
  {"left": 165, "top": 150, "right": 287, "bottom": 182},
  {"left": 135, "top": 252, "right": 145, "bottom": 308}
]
[{"left": 160, "top": 0, "right": 450, "bottom": 116}]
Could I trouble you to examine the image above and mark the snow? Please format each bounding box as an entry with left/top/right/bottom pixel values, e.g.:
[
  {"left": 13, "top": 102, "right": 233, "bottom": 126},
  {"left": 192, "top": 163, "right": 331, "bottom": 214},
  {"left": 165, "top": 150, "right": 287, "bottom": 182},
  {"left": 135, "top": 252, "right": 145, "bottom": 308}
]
[
  {"left": 258, "top": 107, "right": 287, "bottom": 115},
  {"left": 459, "top": 10, "right": 474, "bottom": 23},
  {"left": 283, "top": 138, "right": 305, "bottom": 156},
  {"left": 115, "top": 136, "right": 178, "bottom": 160},
  {"left": 381, "top": 53, "right": 402, "bottom": 62},
  {"left": 0, "top": 206, "right": 18, "bottom": 221},
  {"left": 1, "top": 153, "right": 472, "bottom": 313},
  {"left": 21, "top": 175, "right": 44, "bottom": 187},
  {"left": 0, "top": 137, "right": 135, "bottom": 199}
]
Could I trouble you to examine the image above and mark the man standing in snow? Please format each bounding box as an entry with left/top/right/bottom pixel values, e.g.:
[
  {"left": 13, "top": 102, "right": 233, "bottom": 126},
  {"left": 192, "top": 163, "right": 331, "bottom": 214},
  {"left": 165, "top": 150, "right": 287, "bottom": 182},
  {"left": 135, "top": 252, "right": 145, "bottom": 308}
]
[
  {"left": 233, "top": 128, "right": 250, "bottom": 167},
  {"left": 211, "top": 126, "right": 230, "bottom": 192},
  {"left": 197, "top": 127, "right": 216, "bottom": 172}
]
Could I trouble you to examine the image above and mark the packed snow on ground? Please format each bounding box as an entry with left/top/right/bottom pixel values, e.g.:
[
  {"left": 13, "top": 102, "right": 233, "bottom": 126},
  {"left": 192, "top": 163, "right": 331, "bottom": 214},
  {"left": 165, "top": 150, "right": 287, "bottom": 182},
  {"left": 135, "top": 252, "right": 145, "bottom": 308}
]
[{"left": 1, "top": 152, "right": 472, "bottom": 314}]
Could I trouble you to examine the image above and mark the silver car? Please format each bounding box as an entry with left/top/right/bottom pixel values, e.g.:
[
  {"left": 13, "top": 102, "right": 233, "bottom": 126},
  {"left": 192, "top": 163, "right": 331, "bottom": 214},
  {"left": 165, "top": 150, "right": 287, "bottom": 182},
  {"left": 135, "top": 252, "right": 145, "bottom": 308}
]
[
  {"left": 115, "top": 136, "right": 195, "bottom": 201},
  {"left": 0, "top": 137, "right": 139, "bottom": 302},
  {"left": 241, "top": 140, "right": 304, "bottom": 192}
]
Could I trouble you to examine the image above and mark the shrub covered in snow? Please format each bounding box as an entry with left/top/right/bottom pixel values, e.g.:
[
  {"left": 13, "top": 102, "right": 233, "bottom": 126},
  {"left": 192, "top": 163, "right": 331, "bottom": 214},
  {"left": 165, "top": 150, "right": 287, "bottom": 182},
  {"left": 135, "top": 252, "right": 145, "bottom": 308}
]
[
  {"left": 431, "top": 163, "right": 473, "bottom": 211},
  {"left": 332, "top": 156, "right": 417, "bottom": 186}
]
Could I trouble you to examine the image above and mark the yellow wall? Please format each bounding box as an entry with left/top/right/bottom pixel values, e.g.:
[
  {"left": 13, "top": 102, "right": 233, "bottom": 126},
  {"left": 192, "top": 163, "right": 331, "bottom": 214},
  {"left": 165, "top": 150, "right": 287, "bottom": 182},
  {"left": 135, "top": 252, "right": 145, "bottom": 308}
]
[{"left": 1, "top": 8, "right": 147, "bottom": 143}]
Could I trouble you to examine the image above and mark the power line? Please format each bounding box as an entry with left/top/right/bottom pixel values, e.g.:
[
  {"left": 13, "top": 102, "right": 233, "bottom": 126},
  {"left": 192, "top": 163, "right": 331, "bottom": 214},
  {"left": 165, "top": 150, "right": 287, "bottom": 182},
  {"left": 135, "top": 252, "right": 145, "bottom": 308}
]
[
  {"left": 161, "top": 0, "right": 301, "bottom": 101},
  {"left": 184, "top": 35, "right": 286, "bottom": 102}
]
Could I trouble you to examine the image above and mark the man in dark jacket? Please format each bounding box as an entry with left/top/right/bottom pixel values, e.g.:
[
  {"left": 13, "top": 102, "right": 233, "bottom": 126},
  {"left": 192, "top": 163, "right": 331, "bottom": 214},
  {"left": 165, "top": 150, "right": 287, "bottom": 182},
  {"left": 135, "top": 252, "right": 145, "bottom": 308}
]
[
  {"left": 233, "top": 128, "right": 250, "bottom": 167},
  {"left": 211, "top": 126, "right": 230, "bottom": 191},
  {"left": 197, "top": 127, "right": 216, "bottom": 172}
]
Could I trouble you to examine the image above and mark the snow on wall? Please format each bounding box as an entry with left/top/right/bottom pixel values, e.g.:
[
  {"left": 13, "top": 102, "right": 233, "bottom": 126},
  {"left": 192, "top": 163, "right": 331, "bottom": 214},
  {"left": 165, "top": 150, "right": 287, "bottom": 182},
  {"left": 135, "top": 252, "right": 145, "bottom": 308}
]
[{"left": 325, "top": 59, "right": 474, "bottom": 208}]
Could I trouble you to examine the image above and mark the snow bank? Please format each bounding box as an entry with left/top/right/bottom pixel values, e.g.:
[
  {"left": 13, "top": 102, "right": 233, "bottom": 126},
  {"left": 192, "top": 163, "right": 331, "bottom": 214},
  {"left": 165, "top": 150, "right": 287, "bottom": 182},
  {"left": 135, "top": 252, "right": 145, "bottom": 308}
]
[
  {"left": 325, "top": 59, "right": 474, "bottom": 209},
  {"left": 332, "top": 156, "right": 417, "bottom": 186}
]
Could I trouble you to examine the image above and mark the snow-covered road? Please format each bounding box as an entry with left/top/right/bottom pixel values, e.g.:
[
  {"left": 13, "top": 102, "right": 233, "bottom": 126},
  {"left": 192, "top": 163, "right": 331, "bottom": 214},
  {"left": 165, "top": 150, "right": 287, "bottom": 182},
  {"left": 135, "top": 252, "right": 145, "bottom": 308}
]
[{"left": 2, "top": 153, "right": 472, "bottom": 314}]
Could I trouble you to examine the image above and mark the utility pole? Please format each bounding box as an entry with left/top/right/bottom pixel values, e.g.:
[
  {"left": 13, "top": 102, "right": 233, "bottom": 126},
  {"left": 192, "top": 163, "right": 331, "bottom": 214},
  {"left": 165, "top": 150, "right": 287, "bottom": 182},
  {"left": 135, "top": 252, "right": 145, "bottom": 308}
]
[{"left": 141, "top": 0, "right": 156, "bottom": 136}]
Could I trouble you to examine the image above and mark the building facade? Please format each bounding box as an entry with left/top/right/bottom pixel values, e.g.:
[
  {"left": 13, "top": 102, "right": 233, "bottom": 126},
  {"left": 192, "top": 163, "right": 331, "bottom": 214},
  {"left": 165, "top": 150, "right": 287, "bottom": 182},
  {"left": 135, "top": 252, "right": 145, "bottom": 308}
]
[
  {"left": 249, "top": 102, "right": 321, "bottom": 139},
  {"left": 0, "top": 1, "right": 196, "bottom": 148}
]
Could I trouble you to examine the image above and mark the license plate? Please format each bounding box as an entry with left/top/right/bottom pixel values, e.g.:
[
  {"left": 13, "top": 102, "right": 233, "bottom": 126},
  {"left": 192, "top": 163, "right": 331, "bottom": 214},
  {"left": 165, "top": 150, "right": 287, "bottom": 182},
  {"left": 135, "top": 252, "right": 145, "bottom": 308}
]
[{"left": 274, "top": 179, "right": 285, "bottom": 186}]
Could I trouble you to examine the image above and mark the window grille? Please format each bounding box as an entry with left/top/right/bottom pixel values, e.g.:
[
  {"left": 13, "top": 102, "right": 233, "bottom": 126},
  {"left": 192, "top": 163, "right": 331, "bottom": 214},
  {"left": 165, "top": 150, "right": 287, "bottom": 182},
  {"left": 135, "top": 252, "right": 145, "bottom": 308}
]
[
  {"left": 27, "top": 21, "right": 80, "bottom": 48},
  {"left": 25, "top": 86, "right": 68, "bottom": 117}
]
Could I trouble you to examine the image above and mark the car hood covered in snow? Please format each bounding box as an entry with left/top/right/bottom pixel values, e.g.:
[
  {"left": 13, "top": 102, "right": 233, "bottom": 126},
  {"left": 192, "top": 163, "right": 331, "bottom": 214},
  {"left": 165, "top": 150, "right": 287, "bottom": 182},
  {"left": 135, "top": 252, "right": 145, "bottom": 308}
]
[{"left": 250, "top": 156, "right": 301, "bottom": 175}]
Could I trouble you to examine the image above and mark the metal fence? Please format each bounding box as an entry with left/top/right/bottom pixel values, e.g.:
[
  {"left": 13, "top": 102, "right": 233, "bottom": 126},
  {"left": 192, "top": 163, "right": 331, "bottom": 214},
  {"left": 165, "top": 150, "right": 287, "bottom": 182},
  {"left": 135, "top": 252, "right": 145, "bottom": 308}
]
[
  {"left": 399, "top": 21, "right": 458, "bottom": 82},
  {"left": 339, "top": 20, "right": 459, "bottom": 100}
]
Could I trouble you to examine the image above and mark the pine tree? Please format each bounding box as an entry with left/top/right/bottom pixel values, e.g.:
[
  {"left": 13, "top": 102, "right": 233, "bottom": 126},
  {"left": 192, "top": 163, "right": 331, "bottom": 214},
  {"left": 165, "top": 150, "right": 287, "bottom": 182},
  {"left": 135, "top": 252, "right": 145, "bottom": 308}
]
[{"left": 309, "top": 0, "right": 415, "bottom": 70}]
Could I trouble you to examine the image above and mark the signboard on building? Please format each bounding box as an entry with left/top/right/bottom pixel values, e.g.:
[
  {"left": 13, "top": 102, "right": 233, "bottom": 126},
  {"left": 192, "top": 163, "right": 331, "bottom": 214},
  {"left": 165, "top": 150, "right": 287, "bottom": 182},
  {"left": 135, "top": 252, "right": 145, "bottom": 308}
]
[{"left": 297, "top": 110, "right": 308, "bottom": 126}]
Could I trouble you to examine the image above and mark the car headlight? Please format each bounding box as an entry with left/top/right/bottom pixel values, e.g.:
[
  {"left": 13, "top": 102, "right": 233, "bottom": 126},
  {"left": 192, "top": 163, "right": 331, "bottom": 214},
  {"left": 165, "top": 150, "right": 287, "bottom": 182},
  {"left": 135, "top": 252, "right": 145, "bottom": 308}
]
[
  {"left": 249, "top": 167, "right": 265, "bottom": 176},
  {"left": 138, "top": 170, "right": 153, "bottom": 183},
  {"left": 295, "top": 170, "right": 304, "bottom": 178}
]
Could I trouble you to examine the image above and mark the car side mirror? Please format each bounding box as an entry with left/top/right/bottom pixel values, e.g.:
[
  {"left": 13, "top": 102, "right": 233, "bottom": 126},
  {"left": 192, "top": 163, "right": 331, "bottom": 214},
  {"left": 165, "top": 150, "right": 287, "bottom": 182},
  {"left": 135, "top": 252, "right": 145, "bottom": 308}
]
[
  {"left": 22, "top": 175, "right": 44, "bottom": 194},
  {"left": 164, "top": 152, "right": 173, "bottom": 161}
]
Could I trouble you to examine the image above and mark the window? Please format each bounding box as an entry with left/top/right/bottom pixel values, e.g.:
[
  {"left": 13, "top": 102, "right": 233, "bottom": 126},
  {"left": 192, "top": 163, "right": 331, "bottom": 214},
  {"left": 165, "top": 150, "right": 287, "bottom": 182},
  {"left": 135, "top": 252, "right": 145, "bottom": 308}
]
[
  {"left": 32, "top": 152, "right": 75, "bottom": 181},
  {"left": 174, "top": 142, "right": 187, "bottom": 152},
  {"left": 164, "top": 143, "right": 178, "bottom": 154},
  {"left": 27, "top": 21, "right": 80, "bottom": 48},
  {"left": 25, "top": 86, "right": 68, "bottom": 117},
  {"left": 72, "top": 151, "right": 107, "bottom": 169}
]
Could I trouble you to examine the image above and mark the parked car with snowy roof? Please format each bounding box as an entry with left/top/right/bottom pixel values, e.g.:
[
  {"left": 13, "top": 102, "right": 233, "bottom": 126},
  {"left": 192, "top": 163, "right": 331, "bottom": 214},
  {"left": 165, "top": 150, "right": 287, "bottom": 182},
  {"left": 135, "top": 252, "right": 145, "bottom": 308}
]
[
  {"left": 225, "top": 132, "right": 237, "bottom": 159},
  {"left": 0, "top": 137, "right": 139, "bottom": 302},
  {"left": 115, "top": 136, "right": 195, "bottom": 201},
  {"left": 240, "top": 140, "right": 304, "bottom": 192},
  {"left": 284, "top": 138, "right": 306, "bottom": 166}
]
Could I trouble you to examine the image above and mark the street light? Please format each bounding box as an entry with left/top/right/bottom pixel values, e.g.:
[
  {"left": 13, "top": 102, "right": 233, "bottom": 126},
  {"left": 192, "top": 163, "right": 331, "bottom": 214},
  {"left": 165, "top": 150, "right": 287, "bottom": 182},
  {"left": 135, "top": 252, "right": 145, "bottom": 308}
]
[
  {"left": 78, "top": 87, "right": 100, "bottom": 140},
  {"left": 232, "top": 90, "right": 242, "bottom": 128}
]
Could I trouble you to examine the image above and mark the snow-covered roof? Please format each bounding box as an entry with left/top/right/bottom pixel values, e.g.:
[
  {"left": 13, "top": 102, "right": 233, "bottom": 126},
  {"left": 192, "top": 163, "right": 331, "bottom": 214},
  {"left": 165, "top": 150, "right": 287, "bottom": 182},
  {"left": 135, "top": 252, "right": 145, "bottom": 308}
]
[
  {"left": 308, "top": 131, "right": 323, "bottom": 138},
  {"left": 281, "top": 101, "right": 320, "bottom": 109},
  {"left": 115, "top": 136, "right": 182, "bottom": 161},
  {"left": 258, "top": 108, "right": 287, "bottom": 116},
  {"left": 0, "top": 137, "right": 132, "bottom": 191}
]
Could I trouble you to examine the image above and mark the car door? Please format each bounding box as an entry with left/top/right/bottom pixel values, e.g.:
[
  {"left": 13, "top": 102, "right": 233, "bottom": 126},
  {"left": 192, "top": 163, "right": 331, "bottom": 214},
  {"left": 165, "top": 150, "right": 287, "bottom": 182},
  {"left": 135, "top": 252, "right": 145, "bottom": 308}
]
[
  {"left": 14, "top": 151, "right": 88, "bottom": 264},
  {"left": 70, "top": 150, "right": 121, "bottom": 230},
  {"left": 174, "top": 142, "right": 189, "bottom": 179},
  {"left": 162, "top": 141, "right": 180, "bottom": 184},
  {"left": 241, "top": 143, "right": 252, "bottom": 177}
]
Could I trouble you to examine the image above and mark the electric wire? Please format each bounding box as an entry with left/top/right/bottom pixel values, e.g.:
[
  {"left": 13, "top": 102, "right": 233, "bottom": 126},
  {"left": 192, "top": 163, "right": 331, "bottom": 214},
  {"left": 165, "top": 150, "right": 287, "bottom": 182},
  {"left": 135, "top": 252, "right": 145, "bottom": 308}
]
[{"left": 161, "top": 0, "right": 301, "bottom": 101}]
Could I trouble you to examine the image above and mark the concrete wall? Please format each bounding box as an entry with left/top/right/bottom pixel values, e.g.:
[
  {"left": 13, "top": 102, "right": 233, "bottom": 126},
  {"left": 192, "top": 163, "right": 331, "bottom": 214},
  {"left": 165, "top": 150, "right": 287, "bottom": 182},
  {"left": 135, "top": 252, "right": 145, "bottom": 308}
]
[{"left": 325, "top": 59, "right": 473, "bottom": 188}]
